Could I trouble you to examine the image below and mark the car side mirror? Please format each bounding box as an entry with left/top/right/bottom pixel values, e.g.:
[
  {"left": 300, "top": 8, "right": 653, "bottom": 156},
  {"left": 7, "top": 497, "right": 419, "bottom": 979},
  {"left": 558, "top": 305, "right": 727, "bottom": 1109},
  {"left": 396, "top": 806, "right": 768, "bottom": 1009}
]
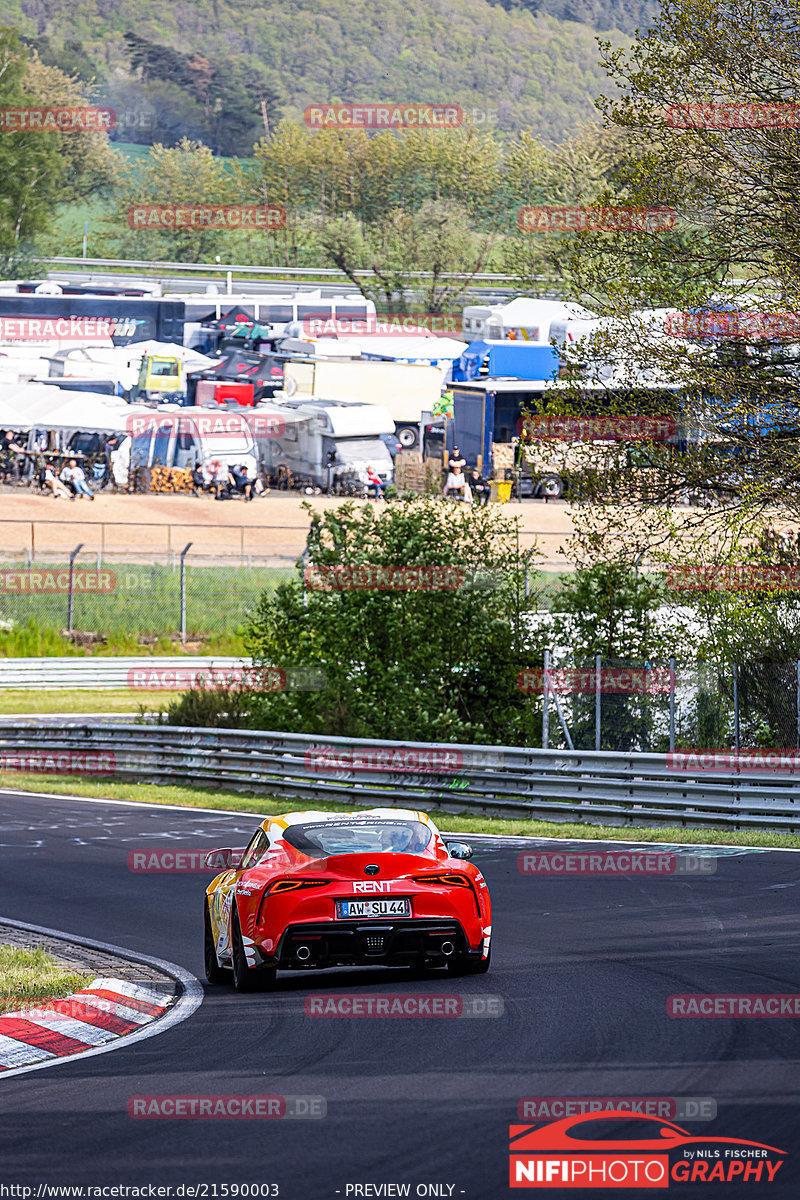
[
  {"left": 204, "top": 848, "right": 244, "bottom": 870},
  {"left": 447, "top": 841, "right": 473, "bottom": 860}
]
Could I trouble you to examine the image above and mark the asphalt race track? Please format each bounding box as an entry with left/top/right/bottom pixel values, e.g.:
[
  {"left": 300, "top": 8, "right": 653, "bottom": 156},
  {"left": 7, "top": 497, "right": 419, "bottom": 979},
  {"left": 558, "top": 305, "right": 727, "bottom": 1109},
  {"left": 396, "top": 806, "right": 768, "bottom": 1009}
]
[{"left": 0, "top": 789, "right": 799, "bottom": 1197}]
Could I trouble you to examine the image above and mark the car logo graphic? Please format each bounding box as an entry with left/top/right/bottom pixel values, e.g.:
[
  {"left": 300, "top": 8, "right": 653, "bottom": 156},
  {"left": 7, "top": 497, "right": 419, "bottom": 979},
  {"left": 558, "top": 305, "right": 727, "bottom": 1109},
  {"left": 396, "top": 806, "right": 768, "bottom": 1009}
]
[
  {"left": 509, "top": 1112, "right": 786, "bottom": 1188},
  {"left": 364, "top": 864, "right": 380, "bottom": 875}
]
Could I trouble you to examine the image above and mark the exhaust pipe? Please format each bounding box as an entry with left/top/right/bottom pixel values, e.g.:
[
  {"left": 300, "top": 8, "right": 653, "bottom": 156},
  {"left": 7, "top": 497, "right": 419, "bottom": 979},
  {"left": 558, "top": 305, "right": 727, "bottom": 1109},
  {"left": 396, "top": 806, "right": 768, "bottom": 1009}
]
[
  {"left": 295, "top": 944, "right": 312, "bottom": 962},
  {"left": 441, "top": 940, "right": 455, "bottom": 957}
]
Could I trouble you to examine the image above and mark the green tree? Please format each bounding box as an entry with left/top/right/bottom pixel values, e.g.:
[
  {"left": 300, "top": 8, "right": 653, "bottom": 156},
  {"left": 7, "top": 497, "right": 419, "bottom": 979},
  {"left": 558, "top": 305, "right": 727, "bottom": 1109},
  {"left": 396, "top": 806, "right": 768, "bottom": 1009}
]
[
  {"left": 0, "top": 28, "right": 116, "bottom": 273},
  {"left": 241, "top": 498, "right": 542, "bottom": 744}
]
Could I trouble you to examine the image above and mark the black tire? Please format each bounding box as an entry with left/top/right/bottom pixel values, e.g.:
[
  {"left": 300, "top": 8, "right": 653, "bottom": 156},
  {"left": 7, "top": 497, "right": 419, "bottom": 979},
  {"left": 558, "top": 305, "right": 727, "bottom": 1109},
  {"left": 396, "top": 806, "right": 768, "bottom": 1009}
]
[
  {"left": 231, "top": 906, "right": 276, "bottom": 992},
  {"left": 204, "top": 900, "right": 231, "bottom": 985},
  {"left": 448, "top": 947, "right": 491, "bottom": 976},
  {"left": 538, "top": 474, "right": 564, "bottom": 499}
]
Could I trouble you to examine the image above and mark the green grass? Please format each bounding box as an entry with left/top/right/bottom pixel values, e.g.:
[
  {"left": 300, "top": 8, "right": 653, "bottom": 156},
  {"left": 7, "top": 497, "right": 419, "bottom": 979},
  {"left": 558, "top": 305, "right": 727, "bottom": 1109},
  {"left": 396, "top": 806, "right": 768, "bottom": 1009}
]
[
  {"left": 0, "top": 690, "right": 169, "bottom": 715},
  {"left": 0, "top": 944, "right": 93, "bottom": 1009},
  {"left": 1, "top": 773, "right": 798, "bottom": 848}
]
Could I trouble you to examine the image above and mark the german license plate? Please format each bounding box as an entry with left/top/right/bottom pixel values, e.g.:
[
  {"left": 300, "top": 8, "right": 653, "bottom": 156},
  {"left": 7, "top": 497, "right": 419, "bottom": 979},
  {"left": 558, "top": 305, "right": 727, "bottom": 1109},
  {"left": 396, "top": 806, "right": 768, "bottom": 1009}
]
[{"left": 335, "top": 898, "right": 412, "bottom": 919}]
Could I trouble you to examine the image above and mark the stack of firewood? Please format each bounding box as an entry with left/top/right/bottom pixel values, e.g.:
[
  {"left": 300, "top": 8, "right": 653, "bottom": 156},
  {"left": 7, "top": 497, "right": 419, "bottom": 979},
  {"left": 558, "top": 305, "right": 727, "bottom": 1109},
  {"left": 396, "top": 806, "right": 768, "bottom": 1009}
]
[{"left": 150, "top": 466, "right": 194, "bottom": 494}]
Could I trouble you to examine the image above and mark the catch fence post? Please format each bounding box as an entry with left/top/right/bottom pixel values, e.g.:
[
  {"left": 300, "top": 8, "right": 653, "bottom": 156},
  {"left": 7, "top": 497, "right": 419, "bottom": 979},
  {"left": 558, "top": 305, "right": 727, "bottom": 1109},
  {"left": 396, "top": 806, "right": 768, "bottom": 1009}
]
[
  {"left": 67, "top": 543, "right": 84, "bottom": 634},
  {"left": 180, "top": 542, "right": 193, "bottom": 644}
]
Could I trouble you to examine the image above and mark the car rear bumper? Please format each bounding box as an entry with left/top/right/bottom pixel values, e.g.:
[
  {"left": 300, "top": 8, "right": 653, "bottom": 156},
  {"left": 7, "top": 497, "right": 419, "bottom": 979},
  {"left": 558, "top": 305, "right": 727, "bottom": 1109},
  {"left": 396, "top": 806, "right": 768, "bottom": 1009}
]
[{"left": 266, "top": 919, "right": 475, "bottom": 969}]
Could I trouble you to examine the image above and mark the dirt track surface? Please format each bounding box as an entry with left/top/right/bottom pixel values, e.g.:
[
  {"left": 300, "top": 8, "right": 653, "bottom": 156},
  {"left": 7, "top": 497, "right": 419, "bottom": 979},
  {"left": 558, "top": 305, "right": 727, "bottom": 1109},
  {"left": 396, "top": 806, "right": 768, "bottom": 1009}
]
[{"left": 0, "top": 488, "right": 577, "bottom": 568}]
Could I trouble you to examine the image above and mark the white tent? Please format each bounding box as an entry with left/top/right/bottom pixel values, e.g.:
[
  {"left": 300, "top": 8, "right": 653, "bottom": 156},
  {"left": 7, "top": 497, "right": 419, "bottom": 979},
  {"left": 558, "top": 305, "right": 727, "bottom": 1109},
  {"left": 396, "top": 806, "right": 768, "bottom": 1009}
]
[{"left": 0, "top": 383, "right": 152, "bottom": 449}]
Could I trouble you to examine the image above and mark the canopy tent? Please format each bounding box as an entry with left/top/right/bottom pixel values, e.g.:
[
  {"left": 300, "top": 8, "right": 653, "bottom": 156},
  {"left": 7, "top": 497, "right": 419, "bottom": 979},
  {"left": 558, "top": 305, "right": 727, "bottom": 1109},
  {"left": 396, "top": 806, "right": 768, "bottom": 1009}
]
[{"left": 0, "top": 383, "right": 152, "bottom": 451}]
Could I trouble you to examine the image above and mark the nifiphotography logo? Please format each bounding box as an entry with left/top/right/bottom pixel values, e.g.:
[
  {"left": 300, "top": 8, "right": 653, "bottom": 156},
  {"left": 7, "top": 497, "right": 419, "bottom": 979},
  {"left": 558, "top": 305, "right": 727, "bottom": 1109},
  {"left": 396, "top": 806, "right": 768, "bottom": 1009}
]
[{"left": 509, "top": 1111, "right": 785, "bottom": 1187}]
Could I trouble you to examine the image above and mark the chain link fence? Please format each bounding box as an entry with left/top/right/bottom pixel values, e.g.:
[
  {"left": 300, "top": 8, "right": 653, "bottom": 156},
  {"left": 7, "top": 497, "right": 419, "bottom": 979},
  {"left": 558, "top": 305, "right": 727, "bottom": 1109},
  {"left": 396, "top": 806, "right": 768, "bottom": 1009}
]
[
  {"left": 532, "top": 654, "right": 800, "bottom": 752},
  {"left": 0, "top": 555, "right": 293, "bottom": 645}
]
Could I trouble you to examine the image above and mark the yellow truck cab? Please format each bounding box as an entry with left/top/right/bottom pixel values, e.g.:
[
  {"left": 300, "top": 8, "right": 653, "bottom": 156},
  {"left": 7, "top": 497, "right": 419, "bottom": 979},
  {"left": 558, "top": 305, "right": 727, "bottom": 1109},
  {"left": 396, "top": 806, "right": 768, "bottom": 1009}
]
[{"left": 132, "top": 354, "right": 183, "bottom": 402}]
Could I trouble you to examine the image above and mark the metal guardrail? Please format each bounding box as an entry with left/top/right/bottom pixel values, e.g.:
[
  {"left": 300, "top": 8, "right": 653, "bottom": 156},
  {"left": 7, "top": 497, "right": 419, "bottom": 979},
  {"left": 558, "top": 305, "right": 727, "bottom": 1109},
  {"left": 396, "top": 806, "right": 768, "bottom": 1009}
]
[
  {"left": 0, "top": 723, "right": 797, "bottom": 832},
  {"left": 42, "top": 256, "right": 524, "bottom": 283},
  {"left": 0, "top": 657, "right": 246, "bottom": 689}
]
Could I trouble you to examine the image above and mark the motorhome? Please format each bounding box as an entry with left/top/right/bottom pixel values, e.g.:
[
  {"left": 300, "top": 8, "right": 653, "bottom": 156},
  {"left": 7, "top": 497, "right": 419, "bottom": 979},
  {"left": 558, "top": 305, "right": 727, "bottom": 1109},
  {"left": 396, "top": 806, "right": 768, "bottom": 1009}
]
[
  {"left": 462, "top": 299, "right": 598, "bottom": 345},
  {"left": 258, "top": 398, "right": 395, "bottom": 491}
]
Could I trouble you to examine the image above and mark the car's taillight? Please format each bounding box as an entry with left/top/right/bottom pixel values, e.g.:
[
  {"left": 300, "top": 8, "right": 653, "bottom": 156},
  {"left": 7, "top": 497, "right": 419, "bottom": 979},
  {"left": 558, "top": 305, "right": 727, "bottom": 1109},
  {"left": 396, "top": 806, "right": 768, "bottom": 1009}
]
[
  {"left": 412, "top": 872, "right": 472, "bottom": 887},
  {"left": 257, "top": 877, "right": 329, "bottom": 922},
  {"left": 266, "top": 878, "right": 330, "bottom": 895},
  {"left": 411, "top": 871, "right": 481, "bottom": 915}
]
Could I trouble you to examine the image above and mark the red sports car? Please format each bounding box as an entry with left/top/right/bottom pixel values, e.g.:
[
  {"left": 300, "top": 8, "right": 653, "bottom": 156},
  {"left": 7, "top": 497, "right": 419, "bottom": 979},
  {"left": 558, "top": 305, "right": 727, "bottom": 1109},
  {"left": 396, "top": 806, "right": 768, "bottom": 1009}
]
[{"left": 203, "top": 807, "right": 492, "bottom": 990}]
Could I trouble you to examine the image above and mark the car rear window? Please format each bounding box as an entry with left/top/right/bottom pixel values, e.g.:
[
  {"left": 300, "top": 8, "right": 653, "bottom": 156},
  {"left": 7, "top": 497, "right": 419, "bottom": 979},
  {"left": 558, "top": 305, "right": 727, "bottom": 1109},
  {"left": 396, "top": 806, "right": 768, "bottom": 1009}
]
[{"left": 283, "top": 820, "right": 431, "bottom": 858}]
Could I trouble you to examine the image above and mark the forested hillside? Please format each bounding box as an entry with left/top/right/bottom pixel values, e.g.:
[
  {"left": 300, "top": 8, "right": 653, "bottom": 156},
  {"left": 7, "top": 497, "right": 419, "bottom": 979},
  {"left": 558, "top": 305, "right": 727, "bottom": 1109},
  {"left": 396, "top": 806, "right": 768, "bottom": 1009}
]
[{"left": 0, "top": 0, "right": 634, "bottom": 152}]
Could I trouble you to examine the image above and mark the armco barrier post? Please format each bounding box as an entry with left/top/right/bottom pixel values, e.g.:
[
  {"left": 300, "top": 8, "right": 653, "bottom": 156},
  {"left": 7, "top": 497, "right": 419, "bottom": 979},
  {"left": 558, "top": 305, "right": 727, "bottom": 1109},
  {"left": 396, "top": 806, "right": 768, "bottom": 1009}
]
[{"left": 67, "top": 543, "right": 84, "bottom": 634}]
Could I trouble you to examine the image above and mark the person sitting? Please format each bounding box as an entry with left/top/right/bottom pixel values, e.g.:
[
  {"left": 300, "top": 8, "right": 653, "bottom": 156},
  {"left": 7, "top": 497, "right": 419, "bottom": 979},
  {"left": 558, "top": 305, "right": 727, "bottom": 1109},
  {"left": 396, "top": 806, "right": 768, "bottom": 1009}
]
[
  {"left": 207, "top": 458, "right": 229, "bottom": 499},
  {"left": 42, "top": 463, "right": 71, "bottom": 499},
  {"left": 443, "top": 464, "right": 471, "bottom": 501},
  {"left": 443, "top": 445, "right": 471, "bottom": 500},
  {"left": 228, "top": 462, "right": 254, "bottom": 501},
  {"left": 365, "top": 465, "right": 387, "bottom": 500},
  {"left": 468, "top": 467, "right": 490, "bottom": 506},
  {"left": 59, "top": 458, "right": 94, "bottom": 501},
  {"left": 192, "top": 463, "right": 213, "bottom": 495}
]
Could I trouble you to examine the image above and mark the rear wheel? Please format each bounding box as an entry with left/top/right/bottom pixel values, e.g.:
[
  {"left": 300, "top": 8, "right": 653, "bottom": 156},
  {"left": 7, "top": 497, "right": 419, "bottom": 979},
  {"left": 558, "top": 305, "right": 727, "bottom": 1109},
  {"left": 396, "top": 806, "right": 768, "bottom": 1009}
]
[
  {"left": 204, "top": 900, "right": 231, "bottom": 985},
  {"left": 537, "top": 473, "right": 564, "bottom": 499},
  {"left": 231, "top": 906, "right": 276, "bottom": 992},
  {"left": 448, "top": 947, "right": 491, "bottom": 976}
]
